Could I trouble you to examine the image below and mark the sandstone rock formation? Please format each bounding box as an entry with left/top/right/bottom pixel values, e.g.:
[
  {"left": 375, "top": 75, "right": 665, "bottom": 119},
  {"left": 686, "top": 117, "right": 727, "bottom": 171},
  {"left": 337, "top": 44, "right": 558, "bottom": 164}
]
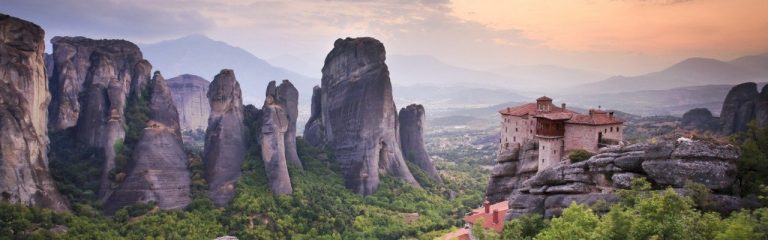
[
  {"left": 0, "top": 14, "right": 68, "bottom": 212},
  {"left": 204, "top": 69, "right": 247, "bottom": 206},
  {"left": 260, "top": 93, "right": 293, "bottom": 195},
  {"left": 486, "top": 139, "right": 539, "bottom": 203},
  {"left": 303, "top": 86, "right": 325, "bottom": 146},
  {"left": 681, "top": 108, "right": 720, "bottom": 132},
  {"left": 47, "top": 36, "right": 152, "bottom": 199},
  {"left": 303, "top": 37, "right": 419, "bottom": 195},
  {"left": 489, "top": 139, "right": 757, "bottom": 219},
  {"left": 720, "top": 82, "right": 761, "bottom": 134},
  {"left": 399, "top": 104, "right": 441, "bottom": 182},
  {"left": 168, "top": 74, "right": 210, "bottom": 132},
  {"left": 265, "top": 80, "right": 302, "bottom": 169},
  {"left": 104, "top": 72, "right": 190, "bottom": 213}
]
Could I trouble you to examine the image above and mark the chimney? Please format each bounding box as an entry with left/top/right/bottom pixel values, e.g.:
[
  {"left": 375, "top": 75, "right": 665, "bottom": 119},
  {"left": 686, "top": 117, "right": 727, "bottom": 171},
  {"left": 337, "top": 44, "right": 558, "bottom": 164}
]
[
  {"left": 483, "top": 201, "right": 490, "bottom": 213},
  {"left": 492, "top": 210, "right": 500, "bottom": 224},
  {"left": 609, "top": 112, "right": 614, "bottom": 119},
  {"left": 561, "top": 103, "right": 566, "bottom": 111}
]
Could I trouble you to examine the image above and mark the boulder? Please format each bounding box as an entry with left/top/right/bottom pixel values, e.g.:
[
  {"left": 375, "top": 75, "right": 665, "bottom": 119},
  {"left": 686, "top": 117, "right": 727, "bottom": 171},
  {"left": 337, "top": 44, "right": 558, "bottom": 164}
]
[
  {"left": 642, "top": 159, "right": 736, "bottom": 191},
  {"left": 0, "top": 14, "right": 69, "bottom": 212},
  {"left": 399, "top": 104, "right": 441, "bottom": 182},
  {"left": 204, "top": 69, "right": 247, "bottom": 206},
  {"left": 681, "top": 108, "right": 720, "bottom": 132}
]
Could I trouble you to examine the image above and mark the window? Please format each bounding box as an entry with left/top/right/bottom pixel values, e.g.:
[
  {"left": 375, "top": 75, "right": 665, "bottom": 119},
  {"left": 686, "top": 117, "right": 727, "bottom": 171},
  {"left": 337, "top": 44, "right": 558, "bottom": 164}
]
[
  {"left": 617, "top": 127, "right": 620, "bottom": 131},
  {"left": 542, "top": 145, "right": 546, "bottom": 150},
  {"left": 516, "top": 128, "right": 518, "bottom": 132},
  {"left": 553, "top": 150, "right": 556, "bottom": 154},
  {"left": 513, "top": 136, "right": 516, "bottom": 142}
]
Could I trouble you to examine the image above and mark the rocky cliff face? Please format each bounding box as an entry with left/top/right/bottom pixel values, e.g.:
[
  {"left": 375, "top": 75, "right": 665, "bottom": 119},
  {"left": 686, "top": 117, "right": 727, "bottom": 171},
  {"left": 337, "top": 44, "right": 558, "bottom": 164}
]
[
  {"left": 757, "top": 85, "right": 768, "bottom": 127},
  {"left": 720, "top": 82, "right": 761, "bottom": 134},
  {"left": 0, "top": 14, "right": 68, "bottom": 212},
  {"left": 486, "top": 139, "right": 539, "bottom": 203},
  {"left": 104, "top": 72, "right": 191, "bottom": 213},
  {"left": 399, "top": 104, "right": 441, "bottom": 182},
  {"left": 47, "top": 36, "right": 152, "bottom": 199},
  {"left": 489, "top": 139, "right": 757, "bottom": 219},
  {"left": 265, "top": 80, "right": 302, "bottom": 169},
  {"left": 681, "top": 108, "right": 720, "bottom": 132},
  {"left": 204, "top": 69, "right": 247, "bottom": 206},
  {"left": 304, "top": 86, "right": 325, "bottom": 146},
  {"left": 303, "top": 37, "right": 418, "bottom": 195},
  {"left": 260, "top": 92, "right": 293, "bottom": 195},
  {"left": 168, "top": 74, "right": 210, "bottom": 132}
]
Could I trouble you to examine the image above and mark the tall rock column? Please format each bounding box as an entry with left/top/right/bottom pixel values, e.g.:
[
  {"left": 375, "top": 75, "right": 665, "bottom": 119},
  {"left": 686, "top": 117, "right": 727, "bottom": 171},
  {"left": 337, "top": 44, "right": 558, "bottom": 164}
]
[
  {"left": 265, "top": 80, "right": 302, "bottom": 169},
  {"left": 168, "top": 74, "right": 211, "bottom": 132},
  {"left": 304, "top": 37, "right": 419, "bottom": 195},
  {"left": 104, "top": 72, "right": 191, "bottom": 213},
  {"left": 720, "top": 82, "right": 759, "bottom": 134},
  {"left": 204, "top": 69, "right": 247, "bottom": 206},
  {"left": 260, "top": 94, "right": 293, "bottom": 195},
  {"left": 0, "top": 14, "right": 68, "bottom": 212},
  {"left": 399, "top": 104, "right": 442, "bottom": 182},
  {"left": 47, "top": 36, "right": 152, "bottom": 199}
]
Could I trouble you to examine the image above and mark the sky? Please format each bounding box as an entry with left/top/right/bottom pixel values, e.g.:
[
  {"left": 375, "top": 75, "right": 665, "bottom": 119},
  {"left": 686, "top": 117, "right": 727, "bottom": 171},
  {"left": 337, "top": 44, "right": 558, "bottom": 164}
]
[{"left": 3, "top": 0, "right": 767, "bottom": 76}]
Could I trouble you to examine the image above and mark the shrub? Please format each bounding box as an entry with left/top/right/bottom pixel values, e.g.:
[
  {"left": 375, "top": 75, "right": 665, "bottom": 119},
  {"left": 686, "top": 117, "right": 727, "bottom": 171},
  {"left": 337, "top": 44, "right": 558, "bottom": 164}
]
[{"left": 568, "top": 149, "right": 593, "bottom": 162}]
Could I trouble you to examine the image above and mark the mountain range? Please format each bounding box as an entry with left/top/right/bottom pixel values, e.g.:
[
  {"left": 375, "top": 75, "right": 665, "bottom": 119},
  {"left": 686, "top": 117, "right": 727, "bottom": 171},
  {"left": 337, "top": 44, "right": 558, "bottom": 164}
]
[
  {"left": 140, "top": 35, "right": 316, "bottom": 105},
  {"left": 570, "top": 54, "right": 768, "bottom": 94}
]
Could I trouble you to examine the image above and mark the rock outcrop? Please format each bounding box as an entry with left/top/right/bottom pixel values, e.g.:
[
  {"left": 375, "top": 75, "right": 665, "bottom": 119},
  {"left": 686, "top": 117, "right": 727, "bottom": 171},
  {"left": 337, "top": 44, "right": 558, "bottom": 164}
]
[
  {"left": 489, "top": 139, "right": 757, "bottom": 219},
  {"left": 303, "top": 86, "right": 325, "bottom": 146},
  {"left": 265, "top": 80, "right": 302, "bottom": 169},
  {"left": 486, "top": 139, "right": 539, "bottom": 203},
  {"left": 303, "top": 37, "right": 419, "bottom": 195},
  {"left": 47, "top": 36, "right": 152, "bottom": 199},
  {"left": 757, "top": 85, "right": 768, "bottom": 127},
  {"left": 399, "top": 104, "right": 441, "bottom": 182},
  {"left": 720, "top": 82, "right": 761, "bottom": 134},
  {"left": 0, "top": 14, "right": 68, "bottom": 212},
  {"left": 168, "top": 74, "right": 210, "bottom": 132},
  {"left": 104, "top": 72, "right": 190, "bottom": 213},
  {"left": 681, "top": 108, "right": 720, "bottom": 132},
  {"left": 204, "top": 69, "right": 247, "bottom": 206},
  {"left": 260, "top": 92, "right": 293, "bottom": 195}
]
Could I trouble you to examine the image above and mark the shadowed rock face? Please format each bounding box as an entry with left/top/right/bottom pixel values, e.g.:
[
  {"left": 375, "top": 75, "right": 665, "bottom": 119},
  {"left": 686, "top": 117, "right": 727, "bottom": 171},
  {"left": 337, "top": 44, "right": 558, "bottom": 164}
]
[
  {"left": 204, "top": 69, "right": 246, "bottom": 206},
  {"left": 265, "top": 80, "right": 302, "bottom": 169},
  {"left": 398, "top": 104, "right": 441, "bottom": 182},
  {"left": 260, "top": 93, "right": 293, "bottom": 195},
  {"left": 0, "top": 14, "right": 68, "bottom": 212},
  {"left": 104, "top": 72, "right": 190, "bottom": 213},
  {"left": 757, "top": 85, "right": 768, "bottom": 127},
  {"left": 720, "top": 82, "right": 759, "bottom": 134},
  {"left": 486, "top": 139, "right": 539, "bottom": 203},
  {"left": 489, "top": 139, "right": 757, "bottom": 219},
  {"left": 47, "top": 36, "right": 152, "bottom": 199},
  {"left": 304, "top": 86, "right": 325, "bottom": 146},
  {"left": 681, "top": 108, "right": 720, "bottom": 132},
  {"left": 304, "top": 37, "right": 419, "bottom": 195},
  {"left": 168, "top": 74, "right": 210, "bottom": 132}
]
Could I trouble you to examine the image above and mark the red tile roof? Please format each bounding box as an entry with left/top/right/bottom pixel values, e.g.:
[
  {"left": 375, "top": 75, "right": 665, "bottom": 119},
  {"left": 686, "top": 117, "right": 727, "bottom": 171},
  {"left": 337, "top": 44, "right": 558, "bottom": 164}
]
[
  {"left": 441, "top": 228, "right": 470, "bottom": 240},
  {"left": 463, "top": 201, "right": 509, "bottom": 233},
  {"left": 567, "top": 109, "right": 623, "bottom": 125},
  {"left": 536, "top": 112, "right": 574, "bottom": 120},
  {"left": 499, "top": 103, "right": 577, "bottom": 117}
]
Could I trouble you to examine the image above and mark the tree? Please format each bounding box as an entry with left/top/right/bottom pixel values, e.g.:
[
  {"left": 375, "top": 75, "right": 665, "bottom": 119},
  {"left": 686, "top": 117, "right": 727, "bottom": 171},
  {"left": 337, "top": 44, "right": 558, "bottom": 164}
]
[{"left": 535, "top": 203, "right": 599, "bottom": 240}]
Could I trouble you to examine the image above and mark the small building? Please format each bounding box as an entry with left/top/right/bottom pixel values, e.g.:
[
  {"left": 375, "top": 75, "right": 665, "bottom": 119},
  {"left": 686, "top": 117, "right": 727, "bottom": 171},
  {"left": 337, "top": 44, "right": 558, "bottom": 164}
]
[
  {"left": 499, "top": 96, "right": 623, "bottom": 172},
  {"left": 442, "top": 200, "right": 509, "bottom": 240}
]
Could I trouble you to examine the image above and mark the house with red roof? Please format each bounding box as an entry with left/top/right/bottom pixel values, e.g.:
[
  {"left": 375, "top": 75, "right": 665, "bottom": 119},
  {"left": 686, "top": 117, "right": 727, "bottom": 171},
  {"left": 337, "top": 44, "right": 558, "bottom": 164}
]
[
  {"left": 499, "top": 96, "right": 623, "bottom": 172},
  {"left": 442, "top": 200, "right": 510, "bottom": 240}
]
